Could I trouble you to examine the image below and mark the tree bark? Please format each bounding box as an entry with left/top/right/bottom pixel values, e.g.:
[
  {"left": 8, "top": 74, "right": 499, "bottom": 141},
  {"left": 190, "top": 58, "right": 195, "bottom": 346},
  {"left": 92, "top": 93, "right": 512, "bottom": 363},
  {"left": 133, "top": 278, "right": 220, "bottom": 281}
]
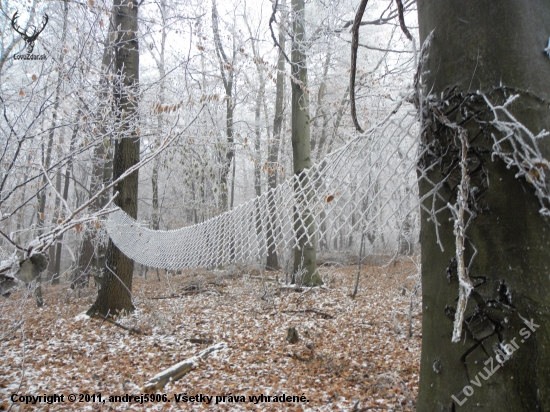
[
  {"left": 265, "top": 0, "right": 287, "bottom": 271},
  {"left": 311, "top": 51, "right": 330, "bottom": 161},
  {"left": 416, "top": 1, "right": 550, "bottom": 410},
  {"left": 290, "top": 0, "right": 321, "bottom": 286},
  {"left": 87, "top": 0, "right": 140, "bottom": 317},
  {"left": 74, "top": 8, "right": 115, "bottom": 289},
  {"left": 211, "top": 0, "right": 235, "bottom": 213},
  {"left": 53, "top": 111, "right": 80, "bottom": 283},
  {"left": 143, "top": 342, "right": 227, "bottom": 392},
  {"left": 34, "top": 0, "right": 70, "bottom": 303}
]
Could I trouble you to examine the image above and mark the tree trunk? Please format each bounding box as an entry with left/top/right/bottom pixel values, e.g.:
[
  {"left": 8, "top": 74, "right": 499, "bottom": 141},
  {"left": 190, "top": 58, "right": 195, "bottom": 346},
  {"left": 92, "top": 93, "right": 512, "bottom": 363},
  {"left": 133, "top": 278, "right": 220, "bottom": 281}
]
[
  {"left": 211, "top": 0, "right": 235, "bottom": 213},
  {"left": 35, "top": 0, "right": 70, "bottom": 303},
  {"left": 265, "top": 0, "right": 286, "bottom": 271},
  {"left": 53, "top": 111, "right": 80, "bottom": 284},
  {"left": 311, "top": 51, "right": 330, "bottom": 161},
  {"left": 47, "top": 168, "right": 63, "bottom": 283},
  {"left": 150, "top": 0, "right": 167, "bottom": 280},
  {"left": 325, "top": 86, "right": 349, "bottom": 155},
  {"left": 74, "top": 8, "right": 115, "bottom": 289},
  {"left": 416, "top": 1, "right": 550, "bottom": 410},
  {"left": 87, "top": 0, "right": 140, "bottom": 317},
  {"left": 290, "top": 0, "right": 321, "bottom": 286}
]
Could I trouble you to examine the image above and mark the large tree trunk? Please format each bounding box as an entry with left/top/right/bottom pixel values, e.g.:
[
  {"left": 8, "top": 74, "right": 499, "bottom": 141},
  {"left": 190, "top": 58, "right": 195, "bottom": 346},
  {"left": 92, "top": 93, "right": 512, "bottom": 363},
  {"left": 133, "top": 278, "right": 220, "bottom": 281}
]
[
  {"left": 87, "top": 0, "right": 140, "bottom": 317},
  {"left": 416, "top": 1, "right": 550, "bottom": 410},
  {"left": 290, "top": 0, "right": 321, "bottom": 286}
]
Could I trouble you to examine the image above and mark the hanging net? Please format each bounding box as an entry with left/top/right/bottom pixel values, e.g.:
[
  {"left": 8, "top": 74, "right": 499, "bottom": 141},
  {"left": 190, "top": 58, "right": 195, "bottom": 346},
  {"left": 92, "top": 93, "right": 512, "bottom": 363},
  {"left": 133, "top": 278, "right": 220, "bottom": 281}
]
[{"left": 106, "top": 102, "right": 422, "bottom": 270}]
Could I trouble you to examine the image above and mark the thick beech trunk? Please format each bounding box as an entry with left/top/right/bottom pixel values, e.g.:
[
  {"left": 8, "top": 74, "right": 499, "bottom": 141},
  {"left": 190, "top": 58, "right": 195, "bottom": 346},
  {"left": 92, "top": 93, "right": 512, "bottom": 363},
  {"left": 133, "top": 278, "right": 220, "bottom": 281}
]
[{"left": 416, "top": 1, "right": 550, "bottom": 410}]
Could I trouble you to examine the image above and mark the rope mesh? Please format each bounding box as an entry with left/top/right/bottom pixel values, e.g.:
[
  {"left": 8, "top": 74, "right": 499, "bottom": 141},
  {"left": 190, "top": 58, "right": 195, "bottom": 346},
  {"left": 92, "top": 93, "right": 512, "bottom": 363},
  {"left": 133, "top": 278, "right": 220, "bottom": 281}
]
[{"left": 107, "top": 102, "right": 422, "bottom": 270}]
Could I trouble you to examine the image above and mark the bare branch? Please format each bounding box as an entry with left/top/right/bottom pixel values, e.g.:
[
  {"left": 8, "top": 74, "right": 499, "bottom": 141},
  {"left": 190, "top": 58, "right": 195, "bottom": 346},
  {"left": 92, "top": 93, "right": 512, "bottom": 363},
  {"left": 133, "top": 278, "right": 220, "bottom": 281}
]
[
  {"left": 0, "top": 106, "right": 205, "bottom": 283},
  {"left": 269, "top": 0, "right": 291, "bottom": 65},
  {"left": 395, "top": 0, "right": 413, "bottom": 41},
  {"left": 350, "top": 0, "right": 369, "bottom": 133}
]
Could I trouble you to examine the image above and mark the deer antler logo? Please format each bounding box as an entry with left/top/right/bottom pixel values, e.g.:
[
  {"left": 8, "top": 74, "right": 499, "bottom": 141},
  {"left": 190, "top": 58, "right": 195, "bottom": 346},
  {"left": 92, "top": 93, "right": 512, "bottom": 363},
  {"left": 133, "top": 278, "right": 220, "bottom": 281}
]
[{"left": 11, "top": 11, "right": 49, "bottom": 54}]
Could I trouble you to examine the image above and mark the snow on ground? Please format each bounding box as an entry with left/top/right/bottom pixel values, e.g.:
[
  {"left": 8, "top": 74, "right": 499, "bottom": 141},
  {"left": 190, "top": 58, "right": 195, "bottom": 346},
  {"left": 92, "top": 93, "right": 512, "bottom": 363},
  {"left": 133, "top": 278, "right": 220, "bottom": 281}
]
[{"left": 0, "top": 257, "right": 421, "bottom": 411}]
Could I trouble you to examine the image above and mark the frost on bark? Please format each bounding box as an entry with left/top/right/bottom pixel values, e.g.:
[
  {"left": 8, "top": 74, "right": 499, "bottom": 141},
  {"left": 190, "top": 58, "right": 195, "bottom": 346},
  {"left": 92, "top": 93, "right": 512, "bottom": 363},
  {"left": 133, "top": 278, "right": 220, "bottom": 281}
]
[
  {"left": 416, "top": 1, "right": 550, "bottom": 410},
  {"left": 87, "top": 0, "right": 140, "bottom": 317},
  {"left": 290, "top": 0, "right": 321, "bottom": 286}
]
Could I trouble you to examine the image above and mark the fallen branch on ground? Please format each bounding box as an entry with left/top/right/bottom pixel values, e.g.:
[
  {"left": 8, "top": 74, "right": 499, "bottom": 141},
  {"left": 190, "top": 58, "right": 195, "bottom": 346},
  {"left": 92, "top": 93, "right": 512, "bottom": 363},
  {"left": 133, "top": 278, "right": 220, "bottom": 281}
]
[
  {"left": 148, "top": 294, "right": 181, "bottom": 300},
  {"left": 143, "top": 342, "right": 227, "bottom": 392},
  {"left": 96, "top": 314, "right": 146, "bottom": 335},
  {"left": 282, "top": 309, "right": 334, "bottom": 319},
  {"left": 249, "top": 276, "right": 277, "bottom": 281},
  {"left": 185, "top": 338, "right": 214, "bottom": 345}
]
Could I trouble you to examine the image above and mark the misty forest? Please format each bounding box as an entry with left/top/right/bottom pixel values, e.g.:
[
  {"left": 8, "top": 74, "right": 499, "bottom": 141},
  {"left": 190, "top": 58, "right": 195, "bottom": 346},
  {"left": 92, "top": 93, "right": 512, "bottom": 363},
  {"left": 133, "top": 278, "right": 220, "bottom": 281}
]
[{"left": 1, "top": 0, "right": 549, "bottom": 410}]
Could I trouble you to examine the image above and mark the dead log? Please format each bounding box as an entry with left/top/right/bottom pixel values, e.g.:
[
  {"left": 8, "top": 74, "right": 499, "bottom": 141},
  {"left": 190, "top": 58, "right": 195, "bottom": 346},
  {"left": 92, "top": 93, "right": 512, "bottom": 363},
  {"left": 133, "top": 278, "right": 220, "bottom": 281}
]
[{"left": 143, "top": 342, "right": 227, "bottom": 392}]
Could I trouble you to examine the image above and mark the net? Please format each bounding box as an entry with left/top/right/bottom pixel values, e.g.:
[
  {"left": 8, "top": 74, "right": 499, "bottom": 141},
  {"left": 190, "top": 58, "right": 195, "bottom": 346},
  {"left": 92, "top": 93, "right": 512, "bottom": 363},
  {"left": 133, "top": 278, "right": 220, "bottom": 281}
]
[{"left": 107, "top": 101, "right": 422, "bottom": 270}]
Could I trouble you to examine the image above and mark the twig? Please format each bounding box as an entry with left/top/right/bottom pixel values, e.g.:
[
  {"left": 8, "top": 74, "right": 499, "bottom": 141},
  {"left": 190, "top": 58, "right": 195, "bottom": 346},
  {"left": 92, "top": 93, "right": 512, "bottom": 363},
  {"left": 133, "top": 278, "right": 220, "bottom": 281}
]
[
  {"left": 40, "top": 163, "right": 72, "bottom": 216},
  {"left": 269, "top": 0, "right": 291, "bottom": 65},
  {"left": 451, "top": 125, "right": 474, "bottom": 342},
  {"left": 185, "top": 338, "right": 214, "bottom": 345},
  {"left": 282, "top": 309, "right": 334, "bottom": 319},
  {"left": 0, "top": 106, "right": 205, "bottom": 280},
  {"left": 148, "top": 294, "right": 182, "bottom": 300}
]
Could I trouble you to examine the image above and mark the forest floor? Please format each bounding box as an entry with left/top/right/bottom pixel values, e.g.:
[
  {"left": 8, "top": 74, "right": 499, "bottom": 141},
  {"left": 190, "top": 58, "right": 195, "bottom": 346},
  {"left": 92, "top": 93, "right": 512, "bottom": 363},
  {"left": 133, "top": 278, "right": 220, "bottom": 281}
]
[{"left": 1, "top": 256, "right": 422, "bottom": 411}]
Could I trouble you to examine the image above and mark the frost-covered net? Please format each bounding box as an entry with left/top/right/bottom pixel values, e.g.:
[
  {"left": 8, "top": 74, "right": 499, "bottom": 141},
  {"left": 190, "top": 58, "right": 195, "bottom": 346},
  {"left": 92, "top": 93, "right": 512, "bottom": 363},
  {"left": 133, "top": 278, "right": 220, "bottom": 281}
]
[{"left": 106, "top": 101, "right": 422, "bottom": 270}]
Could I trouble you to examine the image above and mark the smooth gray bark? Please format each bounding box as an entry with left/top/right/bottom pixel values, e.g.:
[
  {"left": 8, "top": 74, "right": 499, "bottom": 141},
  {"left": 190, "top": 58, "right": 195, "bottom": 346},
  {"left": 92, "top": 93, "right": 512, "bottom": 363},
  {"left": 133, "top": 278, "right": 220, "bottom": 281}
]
[
  {"left": 290, "top": 0, "right": 321, "bottom": 286},
  {"left": 417, "top": 1, "right": 550, "bottom": 410}
]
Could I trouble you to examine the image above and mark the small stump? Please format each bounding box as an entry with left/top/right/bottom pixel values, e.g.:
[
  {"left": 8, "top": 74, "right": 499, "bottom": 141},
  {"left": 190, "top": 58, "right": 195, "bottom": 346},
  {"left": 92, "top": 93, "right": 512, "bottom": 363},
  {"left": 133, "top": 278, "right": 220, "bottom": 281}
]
[{"left": 286, "top": 327, "right": 299, "bottom": 344}]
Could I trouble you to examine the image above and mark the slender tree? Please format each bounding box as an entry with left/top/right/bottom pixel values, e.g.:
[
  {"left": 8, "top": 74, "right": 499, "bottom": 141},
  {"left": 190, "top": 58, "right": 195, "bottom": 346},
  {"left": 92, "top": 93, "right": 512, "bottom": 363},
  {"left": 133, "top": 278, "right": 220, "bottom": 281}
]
[
  {"left": 265, "top": 0, "right": 287, "bottom": 271},
  {"left": 74, "top": 7, "right": 116, "bottom": 289},
  {"left": 34, "top": 0, "right": 70, "bottom": 302},
  {"left": 211, "top": 0, "right": 235, "bottom": 212},
  {"left": 416, "top": 1, "right": 550, "bottom": 410},
  {"left": 290, "top": 0, "right": 321, "bottom": 286}
]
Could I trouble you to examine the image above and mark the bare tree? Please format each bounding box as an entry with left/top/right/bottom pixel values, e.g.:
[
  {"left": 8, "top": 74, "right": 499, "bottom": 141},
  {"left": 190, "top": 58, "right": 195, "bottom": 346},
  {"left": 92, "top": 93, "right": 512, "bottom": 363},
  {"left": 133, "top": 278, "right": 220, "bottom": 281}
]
[
  {"left": 87, "top": 0, "right": 141, "bottom": 317},
  {"left": 290, "top": 0, "right": 321, "bottom": 286},
  {"left": 211, "top": 0, "right": 236, "bottom": 212}
]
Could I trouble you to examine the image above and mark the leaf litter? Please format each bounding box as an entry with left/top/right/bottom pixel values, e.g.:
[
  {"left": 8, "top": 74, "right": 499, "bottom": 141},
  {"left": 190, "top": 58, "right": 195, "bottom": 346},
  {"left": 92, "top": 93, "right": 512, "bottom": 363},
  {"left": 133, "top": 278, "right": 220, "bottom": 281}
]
[{"left": 0, "top": 257, "right": 421, "bottom": 411}]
